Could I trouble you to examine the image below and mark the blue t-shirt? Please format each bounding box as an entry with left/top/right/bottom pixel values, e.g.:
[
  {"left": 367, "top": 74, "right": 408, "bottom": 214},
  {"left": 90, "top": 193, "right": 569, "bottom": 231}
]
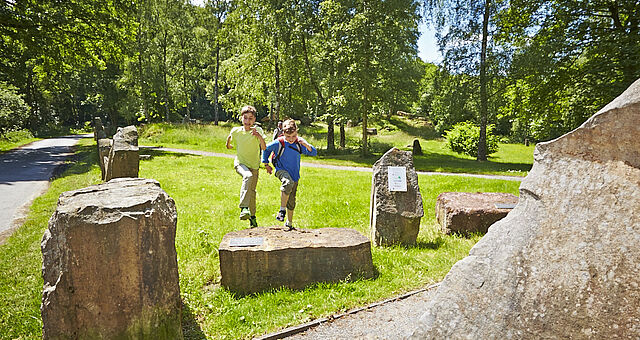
[{"left": 262, "top": 139, "right": 317, "bottom": 182}]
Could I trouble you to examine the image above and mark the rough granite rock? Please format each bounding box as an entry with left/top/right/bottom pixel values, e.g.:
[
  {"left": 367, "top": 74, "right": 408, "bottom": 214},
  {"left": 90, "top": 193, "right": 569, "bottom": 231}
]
[
  {"left": 41, "top": 178, "right": 182, "bottom": 339},
  {"left": 370, "top": 148, "right": 424, "bottom": 246},
  {"left": 98, "top": 138, "right": 112, "bottom": 181},
  {"left": 92, "top": 116, "right": 106, "bottom": 141},
  {"left": 410, "top": 79, "right": 640, "bottom": 339},
  {"left": 436, "top": 192, "right": 518, "bottom": 235},
  {"left": 219, "top": 227, "right": 375, "bottom": 295},
  {"left": 105, "top": 125, "right": 139, "bottom": 181}
]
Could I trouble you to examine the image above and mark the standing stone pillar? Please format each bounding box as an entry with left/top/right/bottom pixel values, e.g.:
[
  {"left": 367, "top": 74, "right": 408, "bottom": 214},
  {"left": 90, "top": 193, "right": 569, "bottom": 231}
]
[
  {"left": 41, "top": 178, "right": 182, "bottom": 339},
  {"left": 370, "top": 148, "right": 424, "bottom": 246},
  {"left": 105, "top": 125, "right": 139, "bottom": 181},
  {"left": 412, "top": 139, "right": 423, "bottom": 155},
  {"left": 92, "top": 116, "right": 106, "bottom": 141},
  {"left": 98, "top": 138, "right": 112, "bottom": 181}
]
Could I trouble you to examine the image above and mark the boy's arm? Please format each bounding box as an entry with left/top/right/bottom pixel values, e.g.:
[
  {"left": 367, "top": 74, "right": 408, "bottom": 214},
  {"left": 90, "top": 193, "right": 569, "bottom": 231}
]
[
  {"left": 252, "top": 127, "right": 267, "bottom": 150},
  {"left": 297, "top": 137, "right": 317, "bottom": 156},
  {"left": 261, "top": 143, "right": 275, "bottom": 174},
  {"left": 225, "top": 134, "right": 233, "bottom": 149}
]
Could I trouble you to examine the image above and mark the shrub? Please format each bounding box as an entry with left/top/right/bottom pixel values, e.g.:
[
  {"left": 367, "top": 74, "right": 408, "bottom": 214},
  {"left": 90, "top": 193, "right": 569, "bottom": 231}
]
[
  {"left": 445, "top": 121, "right": 499, "bottom": 157},
  {"left": 0, "top": 82, "right": 30, "bottom": 137}
]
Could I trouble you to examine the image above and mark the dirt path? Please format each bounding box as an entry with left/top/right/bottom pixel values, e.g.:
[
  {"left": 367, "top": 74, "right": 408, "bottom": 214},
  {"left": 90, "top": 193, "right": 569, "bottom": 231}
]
[
  {"left": 0, "top": 134, "right": 90, "bottom": 244},
  {"left": 141, "top": 146, "right": 524, "bottom": 182}
]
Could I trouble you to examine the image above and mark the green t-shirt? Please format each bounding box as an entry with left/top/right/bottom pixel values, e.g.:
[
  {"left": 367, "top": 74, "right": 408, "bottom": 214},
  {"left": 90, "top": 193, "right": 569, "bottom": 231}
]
[{"left": 229, "top": 126, "right": 266, "bottom": 169}]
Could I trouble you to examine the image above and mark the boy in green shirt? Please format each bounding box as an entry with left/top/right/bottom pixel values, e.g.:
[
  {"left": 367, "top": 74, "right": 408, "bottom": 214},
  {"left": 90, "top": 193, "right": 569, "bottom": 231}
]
[{"left": 225, "top": 105, "right": 267, "bottom": 228}]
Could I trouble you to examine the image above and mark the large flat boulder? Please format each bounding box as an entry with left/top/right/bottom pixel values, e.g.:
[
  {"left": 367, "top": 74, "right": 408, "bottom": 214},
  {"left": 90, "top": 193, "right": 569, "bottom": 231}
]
[
  {"left": 41, "top": 178, "right": 182, "bottom": 339},
  {"left": 436, "top": 192, "right": 518, "bottom": 235},
  {"left": 219, "top": 227, "right": 375, "bottom": 295},
  {"left": 410, "top": 79, "right": 640, "bottom": 338},
  {"left": 370, "top": 148, "right": 424, "bottom": 246}
]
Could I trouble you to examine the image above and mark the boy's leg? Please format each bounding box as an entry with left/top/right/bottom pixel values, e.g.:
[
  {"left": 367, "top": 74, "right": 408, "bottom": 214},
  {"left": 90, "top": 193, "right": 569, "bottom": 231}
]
[
  {"left": 280, "top": 191, "right": 290, "bottom": 211},
  {"left": 275, "top": 170, "right": 295, "bottom": 221},
  {"left": 235, "top": 164, "right": 255, "bottom": 219},
  {"left": 247, "top": 168, "right": 259, "bottom": 215},
  {"left": 285, "top": 181, "right": 298, "bottom": 228}
]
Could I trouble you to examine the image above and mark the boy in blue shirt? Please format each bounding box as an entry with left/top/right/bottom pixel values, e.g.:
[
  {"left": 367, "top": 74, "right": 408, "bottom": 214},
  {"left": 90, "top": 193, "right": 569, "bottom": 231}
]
[{"left": 262, "top": 119, "right": 317, "bottom": 230}]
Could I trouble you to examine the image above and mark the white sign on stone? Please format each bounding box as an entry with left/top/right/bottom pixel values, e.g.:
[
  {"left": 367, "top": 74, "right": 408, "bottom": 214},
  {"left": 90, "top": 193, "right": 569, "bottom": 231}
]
[
  {"left": 229, "top": 237, "right": 264, "bottom": 247},
  {"left": 387, "top": 166, "right": 407, "bottom": 192}
]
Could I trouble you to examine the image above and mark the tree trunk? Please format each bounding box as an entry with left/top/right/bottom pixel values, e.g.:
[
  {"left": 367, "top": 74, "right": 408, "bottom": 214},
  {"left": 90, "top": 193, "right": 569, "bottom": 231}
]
[
  {"left": 477, "top": 0, "right": 490, "bottom": 161},
  {"left": 182, "top": 49, "right": 190, "bottom": 121},
  {"left": 214, "top": 42, "right": 220, "bottom": 125},
  {"left": 301, "top": 31, "right": 333, "bottom": 151},
  {"left": 162, "top": 33, "right": 170, "bottom": 122},
  {"left": 274, "top": 36, "right": 281, "bottom": 121},
  {"left": 361, "top": 89, "right": 369, "bottom": 156},
  {"left": 340, "top": 121, "right": 345, "bottom": 148}
]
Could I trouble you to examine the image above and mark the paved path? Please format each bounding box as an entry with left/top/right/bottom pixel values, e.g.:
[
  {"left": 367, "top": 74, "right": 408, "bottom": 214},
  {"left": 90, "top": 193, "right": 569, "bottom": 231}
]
[
  {"left": 0, "top": 134, "right": 90, "bottom": 243},
  {"left": 141, "top": 146, "right": 524, "bottom": 182}
]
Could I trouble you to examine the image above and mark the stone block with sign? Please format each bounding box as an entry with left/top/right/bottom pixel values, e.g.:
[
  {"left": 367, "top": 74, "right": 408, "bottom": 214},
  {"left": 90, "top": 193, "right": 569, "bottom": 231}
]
[
  {"left": 435, "top": 192, "right": 518, "bottom": 235},
  {"left": 219, "top": 227, "right": 375, "bottom": 295},
  {"left": 370, "top": 148, "right": 424, "bottom": 246}
]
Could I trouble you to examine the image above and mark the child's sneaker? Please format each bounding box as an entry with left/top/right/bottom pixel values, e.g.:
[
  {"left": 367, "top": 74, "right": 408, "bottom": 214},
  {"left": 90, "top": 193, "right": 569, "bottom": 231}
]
[
  {"left": 239, "top": 207, "right": 251, "bottom": 220},
  {"left": 285, "top": 221, "right": 295, "bottom": 231},
  {"left": 249, "top": 216, "right": 258, "bottom": 228},
  {"left": 275, "top": 209, "right": 286, "bottom": 221}
]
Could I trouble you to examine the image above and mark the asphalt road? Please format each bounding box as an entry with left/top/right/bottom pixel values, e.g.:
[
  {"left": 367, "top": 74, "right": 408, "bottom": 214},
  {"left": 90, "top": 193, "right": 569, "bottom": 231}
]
[{"left": 0, "top": 134, "right": 89, "bottom": 243}]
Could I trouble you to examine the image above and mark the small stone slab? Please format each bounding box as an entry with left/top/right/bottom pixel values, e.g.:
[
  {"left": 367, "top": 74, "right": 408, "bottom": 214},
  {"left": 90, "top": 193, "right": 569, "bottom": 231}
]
[
  {"left": 219, "top": 227, "right": 375, "bottom": 295},
  {"left": 436, "top": 192, "right": 518, "bottom": 235}
]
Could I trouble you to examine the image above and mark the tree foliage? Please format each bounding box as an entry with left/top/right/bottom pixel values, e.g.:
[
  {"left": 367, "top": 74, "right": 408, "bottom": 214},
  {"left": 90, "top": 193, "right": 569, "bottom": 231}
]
[{"left": 0, "top": 82, "right": 30, "bottom": 136}]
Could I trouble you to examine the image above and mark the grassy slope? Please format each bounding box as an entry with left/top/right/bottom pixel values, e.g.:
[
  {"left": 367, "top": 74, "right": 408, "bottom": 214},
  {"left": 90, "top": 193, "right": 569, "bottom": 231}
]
[{"left": 0, "top": 138, "right": 521, "bottom": 339}]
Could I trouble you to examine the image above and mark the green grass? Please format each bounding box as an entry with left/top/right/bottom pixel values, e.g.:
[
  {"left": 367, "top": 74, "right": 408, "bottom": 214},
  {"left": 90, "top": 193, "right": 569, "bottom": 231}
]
[
  {"left": 0, "top": 138, "right": 521, "bottom": 339},
  {"left": 139, "top": 118, "right": 535, "bottom": 177},
  {"left": 0, "top": 130, "right": 40, "bottom": 152}
]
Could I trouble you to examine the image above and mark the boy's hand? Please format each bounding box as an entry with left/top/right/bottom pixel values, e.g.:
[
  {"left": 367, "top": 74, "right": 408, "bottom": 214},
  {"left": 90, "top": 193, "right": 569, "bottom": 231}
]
[
  {"left": 251, "top": 128, "right": 261, "bottom": 137},
  {"left": 225, "top": 141, "right": 233, "bottom": 149},
  {"left": 264, "top": 163, "right": 273, "bottom": 174},
  {"left": 297, "top": 137, "right": 313, "bottom": 152}
]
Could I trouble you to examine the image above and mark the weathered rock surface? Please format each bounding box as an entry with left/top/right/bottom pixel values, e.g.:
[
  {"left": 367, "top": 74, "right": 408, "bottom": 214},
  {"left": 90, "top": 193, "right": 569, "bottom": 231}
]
[
  {"left": 219, "top": 227, "right": 375, "bottom": 295},
  {"left": 105, "top": 125, "right": 139, "bottom": 181},
  {"left": 370, "top": 148, "right": 424, "bottom": 246},
  {"left": 98, "top": 138, "right": 112, "bottom": 181},
  {"left": 436, "top": 192, "right": 518, "bottom": 235},
  {"left": 92, "top": 116, "right": 106, "bottom": 141},
  {"left": 41, "top": 178, "right": 182, "bottom": 339},
  {"left": 411, "top": 79, "right": 640, "bottom": 338}
]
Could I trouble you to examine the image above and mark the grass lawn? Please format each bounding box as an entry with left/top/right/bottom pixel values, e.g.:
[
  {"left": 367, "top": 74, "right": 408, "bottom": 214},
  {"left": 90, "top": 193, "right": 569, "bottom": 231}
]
[
  {"left": 0, "top": 137, "right": 521, "bottom": 339},
  {"left": 0, "top": 130, "right": 39, "bottom": 152},
  {"left": 139, "top": 118, "right": 535, "bottom": 177}
]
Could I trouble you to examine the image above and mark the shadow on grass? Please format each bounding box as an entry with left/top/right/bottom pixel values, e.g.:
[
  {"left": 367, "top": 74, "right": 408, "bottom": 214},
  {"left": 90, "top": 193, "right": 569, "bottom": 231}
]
[
  {"left": 414, "top": 237, "right": 446, "bottom": 250},
  {"left": 413, "top": 153, "right": 532, "bottom": 175},
  {"left": 140, "top": 148, "right": 195, "bottom": 160},
  {"left": 51, "top": 144, "right": 97, "bottom": 180},
  {"left": 182, "top": 301, "right": 207, "bottom": 340}
]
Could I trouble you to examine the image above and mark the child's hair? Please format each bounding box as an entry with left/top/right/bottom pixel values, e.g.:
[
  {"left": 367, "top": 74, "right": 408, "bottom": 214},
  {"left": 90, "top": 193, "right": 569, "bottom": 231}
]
[
  {"left": 240, "top": 105, "right": 257, "bottom": 119},
  {"left": 282, "top": 119, "right": 297, "bottom": 134}
]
